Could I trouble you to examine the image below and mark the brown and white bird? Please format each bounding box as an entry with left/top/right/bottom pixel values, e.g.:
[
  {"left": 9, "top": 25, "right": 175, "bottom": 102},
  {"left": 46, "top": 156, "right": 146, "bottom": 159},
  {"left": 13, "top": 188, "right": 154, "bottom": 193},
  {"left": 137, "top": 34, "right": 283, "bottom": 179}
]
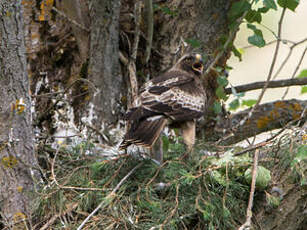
[{"left": 120, "top": 53, "right": 207, "bottom": 155}]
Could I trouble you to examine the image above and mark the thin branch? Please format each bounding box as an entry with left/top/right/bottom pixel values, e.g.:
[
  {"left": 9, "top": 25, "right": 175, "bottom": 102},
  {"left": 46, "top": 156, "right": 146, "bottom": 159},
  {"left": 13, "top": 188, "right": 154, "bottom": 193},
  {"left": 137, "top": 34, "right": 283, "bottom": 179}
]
[
  {"left": 251, "top": 8, "right": 286, "bottom": 109},
  {"left": 119, "top": 51, "right": 129, "bottom": 65},
  {"left": 205, "top": 8, "right": 250, "bottom": 75},
  {"left": 144, "top": 0, "right": 154, "bottom": 63},
  {"left": 281, "top": 47, "right": 307, "bottom": 99},
  {"left": 127, "top": 1, "right": 142, "bottom": 107},
  {"left": 238, "top": 149, "right": 259, "bottom": 230},
  {"left": 272, "top": 37, "right": 307, "bottom": 80},
  {"left": 161, "top": 184, "right": 180, "bottom": 228},
  {"left": 51, "top": 148, "right": 106, "bottom": 191},
  {"left": 234, "top": 141, "right": 271, "bottom": 157},
  {"left": 76, "top": 162, "right": 144, "bottom": 230},
  {"left": 39, "top": 203, "right": 78, "bottom": 230},
  {"left": 225, "top": 77, "right": 307, "bottom": 94},
  {"left": 52, "top": 7, "right": 90, "bottom": 32},
  {"left": 229, "top": 8, "right": 286, "bottom": 136}
]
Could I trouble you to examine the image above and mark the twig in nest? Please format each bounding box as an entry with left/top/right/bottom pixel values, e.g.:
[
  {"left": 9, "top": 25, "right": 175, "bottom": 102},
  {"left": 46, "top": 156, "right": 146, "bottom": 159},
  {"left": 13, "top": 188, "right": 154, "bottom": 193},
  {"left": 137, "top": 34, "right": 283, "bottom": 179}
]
[
  {"left": 238, "top": 149, "right": 259, "bottom": 230},
  {"left": 161, "top": 184, "right": 180, "bottom": 227},
  {"left": 76, "top": 161, "right": 144, "bottom": 230},
  {"left": 39, "top": 203, "right": 78, "bottom": 230},
  {"left": 234, "top": 114, "right": 306, "bottom": 157},
  {"left": 51, "top": 148, "right": 105, "bottom": 191}
]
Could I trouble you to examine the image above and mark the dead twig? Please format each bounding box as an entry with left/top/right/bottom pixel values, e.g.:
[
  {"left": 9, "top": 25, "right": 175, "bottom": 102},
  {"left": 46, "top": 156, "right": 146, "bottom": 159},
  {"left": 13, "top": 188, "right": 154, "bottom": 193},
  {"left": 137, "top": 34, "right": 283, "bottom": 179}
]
[
  {"left": 161, "top": 184, "right": 180, "bottom": 227},
  {"left": 205, "top": 9, "right": 249, "bottom": 75},
  {"left": 238, "top": 149, "right": 259, "bottom": 230},
  {"left": 272, "top": 37, "right": 307, "bottom": 80},
  {"left": 51, "top": 148, "right": 105, "bottom": 191},
  {"left": 76, "top": 161, "right": 144, "bottom": 230},
  {"left": 39, "top": 203, "right": 78, "bottom": 230},
  {"left": 127, "top": 1, "right": 142, "bottom": 107}
]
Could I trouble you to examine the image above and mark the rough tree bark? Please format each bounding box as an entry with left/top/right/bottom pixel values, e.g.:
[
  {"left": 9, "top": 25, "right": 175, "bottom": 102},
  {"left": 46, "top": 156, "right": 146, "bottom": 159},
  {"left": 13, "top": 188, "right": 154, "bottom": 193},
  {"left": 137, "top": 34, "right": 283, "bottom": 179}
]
[
  {"left": 155, "top": 0, "right": 231, "bottom": 106},
  {"left": 85, "top": 0, "right": 123, "bottom": 133},
  {"left": 0, "top": 1, "right": 40, "bottom": 228},
  {"left": 210, "top": 99, "right": 307, "bottom": 145}
]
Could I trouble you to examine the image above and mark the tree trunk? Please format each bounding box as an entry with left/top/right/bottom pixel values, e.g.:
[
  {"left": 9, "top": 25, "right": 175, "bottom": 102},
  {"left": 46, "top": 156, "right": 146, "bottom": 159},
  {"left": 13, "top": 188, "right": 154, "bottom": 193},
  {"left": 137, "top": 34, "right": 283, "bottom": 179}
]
[
  {"left": 154, "top": 0, "right": 231, "bottom": 106},
  {"left": 0, "top": 1, "right": 40, "bottom": 228},
  {"left": 85, "top": 0, "right": 123, "bottom": 133}
]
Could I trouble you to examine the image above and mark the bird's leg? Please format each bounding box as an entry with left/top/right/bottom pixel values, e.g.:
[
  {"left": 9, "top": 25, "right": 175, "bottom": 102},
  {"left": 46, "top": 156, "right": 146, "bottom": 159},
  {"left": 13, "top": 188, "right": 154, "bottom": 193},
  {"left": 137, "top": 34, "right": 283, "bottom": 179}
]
[{"left": 181, "top": 120, "right": 196, "bottom": 160}]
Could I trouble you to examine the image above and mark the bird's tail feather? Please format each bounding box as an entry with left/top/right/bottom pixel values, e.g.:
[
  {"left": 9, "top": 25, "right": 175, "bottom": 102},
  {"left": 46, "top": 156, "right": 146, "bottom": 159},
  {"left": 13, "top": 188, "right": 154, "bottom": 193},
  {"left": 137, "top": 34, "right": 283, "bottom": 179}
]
[{"left": 119, "top": 116, "right": 167, "bottom": 150}]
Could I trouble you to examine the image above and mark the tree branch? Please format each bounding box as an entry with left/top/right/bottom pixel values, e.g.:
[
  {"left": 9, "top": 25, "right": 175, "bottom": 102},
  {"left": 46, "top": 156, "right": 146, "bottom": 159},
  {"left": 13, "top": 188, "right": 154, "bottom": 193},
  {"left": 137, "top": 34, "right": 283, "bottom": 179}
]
[
  {"left": 225, "top": 77, "right": 307, "bottom": 94},
  {"left": 231, "top": 8, "right": 286, "bottom": 132},
  {"left": 239, "top": 149, "right": 259, "bottom": 230},
  {"left": 204, "top": 99, "right": 307, "bottom": 145}
]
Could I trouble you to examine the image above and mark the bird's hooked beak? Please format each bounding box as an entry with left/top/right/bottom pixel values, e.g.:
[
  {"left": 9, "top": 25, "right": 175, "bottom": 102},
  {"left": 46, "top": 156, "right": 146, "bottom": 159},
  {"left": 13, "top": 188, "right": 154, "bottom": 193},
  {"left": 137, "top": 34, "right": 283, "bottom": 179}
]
[{"left": 192, "top": 54, "right": 204, "bottom": 74}]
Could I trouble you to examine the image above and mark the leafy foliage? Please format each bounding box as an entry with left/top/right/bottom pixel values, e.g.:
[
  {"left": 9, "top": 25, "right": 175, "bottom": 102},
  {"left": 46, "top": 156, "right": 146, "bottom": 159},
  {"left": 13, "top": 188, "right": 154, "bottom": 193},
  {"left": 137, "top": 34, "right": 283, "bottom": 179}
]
[
  {"left": 297, "top": 69, "right": 307, "bottom": 78},
  {"left": 297, "top": 69, "right": 307, "bottom": 94},
  {"left": 277, "top": 0, "right": 300, "bottom": 11},
  {"left": 242, "top": 99, "right": 257, "bottom": 107},
  {"left": 247, "top": 23, "right": 266, "bottom": 47},
  {"left": 263, "top": 0, "right": 278, "bottom": 10}
]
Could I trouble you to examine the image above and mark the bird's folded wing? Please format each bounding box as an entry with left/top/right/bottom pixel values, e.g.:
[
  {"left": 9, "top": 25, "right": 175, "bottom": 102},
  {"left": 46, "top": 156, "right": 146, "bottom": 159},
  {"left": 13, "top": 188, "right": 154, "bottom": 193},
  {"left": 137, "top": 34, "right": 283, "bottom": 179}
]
[{"left": 140, "top": 72, "right": 205, "bottom": 121}]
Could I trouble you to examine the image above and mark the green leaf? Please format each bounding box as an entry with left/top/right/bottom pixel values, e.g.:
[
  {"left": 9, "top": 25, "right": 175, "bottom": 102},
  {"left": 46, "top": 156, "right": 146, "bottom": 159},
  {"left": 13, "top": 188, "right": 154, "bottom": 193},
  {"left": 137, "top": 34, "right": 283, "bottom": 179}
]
[
  {"left": 228, "top": 0, "right": 251, "bottom": 22},
  {"left": 263, "top": 0, "right": 278, "bottom": 10},
  {"left": 248, "top": 34, "right": 265, "bottom": 47},
  {"left": 216, "top": 86, "right": 228, "bottom": 100},
  {"left": 217, "top": 76, "right": 229, "bottom": 87},
  {"left": 229, "top": 99, "right": 240, "bottom": 111},
  {"left": 213, "top": 101, "right": 222, "bottom": 114},
  {"left": 277, "top": 0, "right": 300, "bottom": 11},
  {"left": 297, "top": 69, "right": 307, "bottom": 78},
  {"left": 185, "top": 38, "right": 201, "bottom": 48},
  {"left": 247, "top": 24, "right": 266, "bottom": 47},
  {"left": 245, "top": 9, "right": 262, "bottom": 23},
  {"left": 242, "top": 99, "right": 257, "bottom": 107},
  {"left": 301, "top": 86, "right": 307, "bottom": 94},
  {"left": 258, "top": 6, "right": 270, "bottom": 13},
  {"left": 232, "top": 46, "right": 243, "bottom": 61}
]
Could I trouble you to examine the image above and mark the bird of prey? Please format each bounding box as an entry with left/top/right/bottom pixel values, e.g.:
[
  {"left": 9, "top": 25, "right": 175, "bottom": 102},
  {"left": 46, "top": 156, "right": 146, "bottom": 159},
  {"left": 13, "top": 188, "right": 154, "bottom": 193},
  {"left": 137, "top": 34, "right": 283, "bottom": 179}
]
[{"left": 119, "top": 53, "right": 206, "bottom": 156}]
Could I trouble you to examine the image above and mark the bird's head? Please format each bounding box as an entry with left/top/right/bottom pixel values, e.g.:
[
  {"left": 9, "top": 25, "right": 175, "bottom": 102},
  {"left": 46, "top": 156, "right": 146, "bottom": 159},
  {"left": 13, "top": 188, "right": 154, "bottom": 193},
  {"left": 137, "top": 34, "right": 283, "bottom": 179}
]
[{"left": 174, "top": 53, "right": 204, "bottom": 76}]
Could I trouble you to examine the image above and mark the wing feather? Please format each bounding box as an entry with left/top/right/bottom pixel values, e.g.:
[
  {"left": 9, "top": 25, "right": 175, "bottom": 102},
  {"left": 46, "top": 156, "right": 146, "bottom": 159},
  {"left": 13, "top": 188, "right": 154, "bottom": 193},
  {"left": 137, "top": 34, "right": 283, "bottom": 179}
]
[{"left": 139, "top": 70, "right": 206, "bottom": 121}]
